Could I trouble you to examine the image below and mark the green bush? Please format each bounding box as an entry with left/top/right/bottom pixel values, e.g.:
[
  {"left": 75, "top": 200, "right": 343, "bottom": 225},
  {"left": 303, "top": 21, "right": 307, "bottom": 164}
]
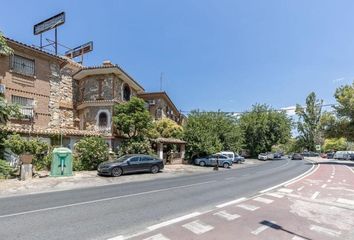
[
  {"left": 72, "top": 156, "right": 85, "bottom": 171},
  {"left": 4, "top": 134, "right": 49, "bottom": 171},
  {"left": 74, "top": 137, "right": 109, "bottom": 170},
  {"left": 0, "top": 159, "right": 13, "bottom": 179},
  {"left": 118, "top": 137, "right": 153, "bottom": 157}
]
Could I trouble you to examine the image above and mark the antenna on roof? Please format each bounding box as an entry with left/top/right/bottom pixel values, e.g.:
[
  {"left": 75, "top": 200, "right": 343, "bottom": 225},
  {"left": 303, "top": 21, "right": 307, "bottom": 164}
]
[{"left": 160, "top": 72, "right": 164, "bottom": 91}]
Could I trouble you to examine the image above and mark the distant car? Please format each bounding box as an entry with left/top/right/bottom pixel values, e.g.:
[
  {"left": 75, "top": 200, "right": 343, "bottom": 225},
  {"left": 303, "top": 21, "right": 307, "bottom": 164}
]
[
  {"left": 258, "top": 153, "right": 268, "bottom": 161},
  {"left": 349, "top": 153, "right": 354, "bottom": 161},
  {"left": 326, "top": 152, "right": 335, "bottom": 159},
  {"left": 274, "top": 153, "right": 282, "bottom": 159},
  {"left": 292, "top": 153, "right": 304, "bottom": 160},
  {"left": 334, "top": 151, "right": 348, "bottom": 160},
  {"left": 302, "top": 151, "right": 319, "bottom": 157},
  {"left": 195, "top": 154, "right": 233, "bottom": 168},
  {"left": 266, "top": 153, "right": 274, "bottom": 160},
  {"left": 233, "top": 154, "right": 245, "bottom": 164},
  {"left": 97, "top": 154, "right": 164, "bottom": 177},
  {"left": 218, "top": 151, "right": 235, "bottom": 161}
]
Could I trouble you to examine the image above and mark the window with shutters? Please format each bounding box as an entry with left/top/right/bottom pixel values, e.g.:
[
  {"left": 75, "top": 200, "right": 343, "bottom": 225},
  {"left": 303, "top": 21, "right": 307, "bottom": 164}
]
[{"left": 11, "top": 55, "right": 35, "bottom": 76}]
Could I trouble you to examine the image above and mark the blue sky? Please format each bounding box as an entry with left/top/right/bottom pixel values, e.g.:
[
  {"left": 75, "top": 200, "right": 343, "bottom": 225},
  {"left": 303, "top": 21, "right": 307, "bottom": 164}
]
[{"left": 1, "top": 0, "right": 354, "bottom": 113}]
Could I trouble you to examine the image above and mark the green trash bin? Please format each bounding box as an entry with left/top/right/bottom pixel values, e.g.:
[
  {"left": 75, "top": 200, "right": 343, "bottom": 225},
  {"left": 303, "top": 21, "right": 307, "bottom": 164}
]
[{"left": 50, "top": 147, "right": 73, "bottom": 177}]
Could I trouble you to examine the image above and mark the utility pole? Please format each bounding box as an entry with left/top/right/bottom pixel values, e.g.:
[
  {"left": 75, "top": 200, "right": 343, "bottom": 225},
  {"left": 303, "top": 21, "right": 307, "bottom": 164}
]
[{"left": 160, "top": 72, "right": 164, "bottom": 91}]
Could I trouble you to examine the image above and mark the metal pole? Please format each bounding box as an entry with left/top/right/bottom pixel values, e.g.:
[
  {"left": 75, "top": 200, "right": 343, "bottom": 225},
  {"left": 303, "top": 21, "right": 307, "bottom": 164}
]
[
  {"left": 55, "top": 27, "right": 58, "bottom": 55},
  {"left": 40, "top": 34, "right": 43, "bottom": 50}
]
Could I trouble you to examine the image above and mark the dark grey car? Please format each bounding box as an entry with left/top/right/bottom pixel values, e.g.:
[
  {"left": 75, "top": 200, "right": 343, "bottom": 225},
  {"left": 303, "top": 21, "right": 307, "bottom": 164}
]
[{"left": 97, "top": 154, "right": 164, "bottom": 177}]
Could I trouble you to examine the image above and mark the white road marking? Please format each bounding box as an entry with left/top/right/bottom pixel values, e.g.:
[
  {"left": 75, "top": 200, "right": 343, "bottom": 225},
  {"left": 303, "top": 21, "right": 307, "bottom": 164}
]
[
  {"left": 236, "top": 204, "right": 259, "bottom": 211},
  {"left": 278, "top": 188, "right": 293, "bottom": 193},
  {"left": 297, "top": 186, "right": 305, "bottom": 191},
  {"left": 310, "top": 191, "right": 320, "bottom": 200},
  {"left": 253, "top": 197, "right": 274, "bottom": 204},
  {"left": 327, "top": 179, "right": 332, "bottom": 183},
  {"left": 321, "top": 184, "right": 327, "bottom": 188},
  {"left": 213, "top": 210, "right": 241, "bottom": 221},
  {"left": 147, "top": 212, "right": 202, "bottom": 231},
  {"left": 330, "top": 176, "right": 334, "bottom": 178},
  {"left": 336, "top": 198, "right": 354, "bottom": 206},
  {"left": 0, "top": 181, "right": 216, "bottom": 219},
  {"left": 259, "top": 161, "right": 317, "bottom": 194},
  {"left": 143, "top": 234, "right": 170, "bottom": 240},
  {"left": 345, "top": 165, "right": 354, "bottom": 174},
  {"left": 216, "top": 197, "right": 246, "bottom": 208},
  {"left": 107, "top": 236, "right": 125, "bottom": 240},
  {"left": 251, "top": 221, "right": 276, "bottom": 235},
  {"left": 292, "top": 236, "right": 306, "bottom": 240},
  {"left": 182, "top": 220, "right": 214, "bottom": 235},
  {"left": 342, "top": 179, "right": 347, "bottom": 183},
  {"left": 265, "top": 192, "right": 284, "bottom": 198},
  {"left": 310, "top": 225, "right": 341, "bottom": 237}
]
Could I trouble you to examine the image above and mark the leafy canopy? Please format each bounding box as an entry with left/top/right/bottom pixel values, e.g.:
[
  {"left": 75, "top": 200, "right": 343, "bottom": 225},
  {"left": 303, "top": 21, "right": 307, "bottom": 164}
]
[
  {"left": 239, "top": 104, "right": 292, "bottom": 156},
  {"left": 153, "top": 118, "right": 184, "bottom": 139},
  {"left": 0, "top": 32, "right": 13, "bottom": 56},
  {"left": 184, "top": 111, "right": 244, "bottom": 159},
  {"left": 295, "top": 92, "right": 323, "bottom": 151},
  {"left": 113, "top": 97, "right": 153, "bottom": 139}
]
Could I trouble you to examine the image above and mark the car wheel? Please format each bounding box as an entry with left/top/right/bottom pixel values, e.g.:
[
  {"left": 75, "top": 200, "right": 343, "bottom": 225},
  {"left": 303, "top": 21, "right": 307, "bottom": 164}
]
[
  {"left": 223, "top": 162, "right": 230, "bottom": 168},
  {"left": 199, "top": 161, "right": 206, "bottom": 167},
  {"left": 111, "top": 167, "right": 123, "bottom": 177},
  {"left": 151, "top": 165, "right": 159, "bottom": 174}
]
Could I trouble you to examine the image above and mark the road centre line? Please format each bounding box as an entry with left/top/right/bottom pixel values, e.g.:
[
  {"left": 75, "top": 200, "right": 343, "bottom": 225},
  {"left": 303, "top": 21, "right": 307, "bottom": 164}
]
[
  {"left": 216, "top": 197, "right": 247, "bottom": 208},
  {"left": 321, "top": 184, "right": 327, "bottom": 188},
  {"left": 0, "top": 181, "right": 216, "bottom": 219},
  {"left": 143, "top": 234, "right": 170, "bottom": 240},
  {"left": 297, "top": 186, "right": 304, "bottom": 191}
]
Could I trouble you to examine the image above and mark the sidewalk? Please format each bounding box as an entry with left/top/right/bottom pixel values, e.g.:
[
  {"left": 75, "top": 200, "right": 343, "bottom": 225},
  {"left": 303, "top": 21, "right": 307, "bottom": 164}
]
[
  {"left": 125, "top": 159, "right": 354, "bottom": 240},
  {"left": 0, "top": 159, "right": 263, "bottom": 197}
]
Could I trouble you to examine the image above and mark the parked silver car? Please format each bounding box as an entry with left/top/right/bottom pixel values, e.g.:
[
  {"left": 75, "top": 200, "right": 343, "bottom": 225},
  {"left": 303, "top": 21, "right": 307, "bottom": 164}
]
[
  {"left": 194, "top": 154, "right": 233, "bottom": 168},
  {"left": 258, "top": 153, "right": 268, "bottom": 161}
]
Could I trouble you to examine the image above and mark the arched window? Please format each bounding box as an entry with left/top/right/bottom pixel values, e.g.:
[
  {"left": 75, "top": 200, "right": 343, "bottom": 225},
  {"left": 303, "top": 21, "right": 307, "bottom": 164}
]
[
  {"left": 98, "top": 112, "right": 108, "bottom": 127},
  {"left": 123, "top": 84, "right": 131, "bottom": 101}
]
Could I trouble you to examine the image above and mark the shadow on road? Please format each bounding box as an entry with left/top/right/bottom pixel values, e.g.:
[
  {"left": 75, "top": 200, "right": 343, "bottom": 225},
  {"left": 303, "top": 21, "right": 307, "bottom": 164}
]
[{"left": 260, "top": 220, "right": 312, "bottom": 240}]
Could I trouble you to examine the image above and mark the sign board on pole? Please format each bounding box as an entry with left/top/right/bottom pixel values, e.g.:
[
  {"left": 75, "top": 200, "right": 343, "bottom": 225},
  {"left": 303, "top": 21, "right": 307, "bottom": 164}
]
[
  {"left": 33, "top": 12, "right": 65, "bottom": 35},
  {"left": 316, "top": 145, "right": 321, "bottom": 151},
  {"left": 65, "top": 41, "right": 93, "bottom": 58}
]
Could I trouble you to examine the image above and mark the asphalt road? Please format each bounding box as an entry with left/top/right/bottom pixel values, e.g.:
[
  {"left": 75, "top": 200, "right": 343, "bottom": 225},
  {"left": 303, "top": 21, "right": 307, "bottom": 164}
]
[{"left": 0, "top": 158, "right": 311, "bottom": 240}]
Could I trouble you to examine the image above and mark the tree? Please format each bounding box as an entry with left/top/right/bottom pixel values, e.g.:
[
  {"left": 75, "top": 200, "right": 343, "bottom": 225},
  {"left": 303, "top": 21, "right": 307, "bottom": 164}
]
[
  {"left": 113, "top": 97, "right": 153, "bottom": 139},
  {"left": 239, "top": 104, "right": 292, "bottom": 156},
  {"left": 74, "top": 137, "right": 109, "bottom": 170},
  {"left": 324, "top": 82, "right": 354, "bottom": 141},
  {"left": 295, "top": 92, "right": 323, "bottom": 151},
  {"left": 184, "top": 111, "right": 244, "bottom": 159},
  {"left": 323, "top": 138, "right": 347, "bottom": 152},
  {"left": 0, "top": 96, "right": 21, "bottom": 125},
  {"left": 113, "top": 97, "right": 154, "bottom": 155},
  {"left": 0, "top": 32, "right": 13, "bottom": 56},
  {"left": 153, "top": 118, "right": 184, "bottom": 139}
]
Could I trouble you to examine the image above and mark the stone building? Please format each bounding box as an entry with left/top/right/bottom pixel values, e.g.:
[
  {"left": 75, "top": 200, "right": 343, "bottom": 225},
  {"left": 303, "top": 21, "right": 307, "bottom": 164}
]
[
  {"left": 72, "top": 60, "right": 145, "bottom": 149},
  {"left": 0, "top": 37, "right": 185, "bottom": 157},
  {"left": 0, "top": 38, "right": 99, "bottom": 148},
  {"left": 138, "top": 91, "right": 186, "bottom": 125}
]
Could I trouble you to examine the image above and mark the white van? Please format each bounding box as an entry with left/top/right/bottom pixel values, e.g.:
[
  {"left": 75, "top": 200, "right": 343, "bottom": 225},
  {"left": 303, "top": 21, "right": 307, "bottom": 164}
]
[
  {"left": 218, "top": 151, "right": 235, "bottom": 161},
  {"left": 334, "top": 151, "right": 353, "bottom": 160}
]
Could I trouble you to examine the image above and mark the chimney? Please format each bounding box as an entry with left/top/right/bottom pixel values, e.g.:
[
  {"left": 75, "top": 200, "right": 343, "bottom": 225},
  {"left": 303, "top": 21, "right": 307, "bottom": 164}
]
[{"left": 102, "top": 60, "right": 114, "bottom": 67}]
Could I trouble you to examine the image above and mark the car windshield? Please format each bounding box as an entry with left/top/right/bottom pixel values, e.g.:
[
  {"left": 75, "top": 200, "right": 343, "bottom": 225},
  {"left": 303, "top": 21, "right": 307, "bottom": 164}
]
[{"left": 114, "top": 155, "right": 131, "bottom": 162}]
